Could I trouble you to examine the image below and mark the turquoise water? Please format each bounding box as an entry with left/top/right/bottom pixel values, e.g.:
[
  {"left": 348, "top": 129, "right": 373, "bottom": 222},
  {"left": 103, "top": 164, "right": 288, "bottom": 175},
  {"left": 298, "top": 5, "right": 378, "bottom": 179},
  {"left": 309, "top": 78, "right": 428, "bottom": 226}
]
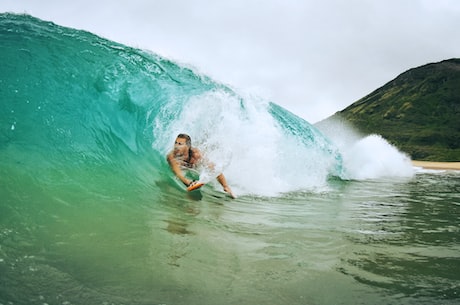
[{"left": 1, "top": 13, "right": 459, "bottom": 305}]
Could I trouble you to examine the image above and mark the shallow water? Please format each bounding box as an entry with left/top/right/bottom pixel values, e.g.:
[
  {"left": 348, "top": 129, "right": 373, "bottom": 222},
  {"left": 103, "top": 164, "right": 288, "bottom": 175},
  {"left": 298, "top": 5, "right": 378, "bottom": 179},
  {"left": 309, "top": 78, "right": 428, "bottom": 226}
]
[{"left": 1, "top": 170, "right": 459, "bottom": 305}]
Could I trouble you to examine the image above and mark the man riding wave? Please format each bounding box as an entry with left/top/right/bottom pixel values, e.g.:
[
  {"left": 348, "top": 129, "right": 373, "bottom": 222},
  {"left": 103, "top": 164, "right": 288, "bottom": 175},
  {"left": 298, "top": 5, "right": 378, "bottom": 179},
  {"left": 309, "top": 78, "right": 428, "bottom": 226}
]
[{"left": 167, "top": 133, "right": 236, "bottom": 198}]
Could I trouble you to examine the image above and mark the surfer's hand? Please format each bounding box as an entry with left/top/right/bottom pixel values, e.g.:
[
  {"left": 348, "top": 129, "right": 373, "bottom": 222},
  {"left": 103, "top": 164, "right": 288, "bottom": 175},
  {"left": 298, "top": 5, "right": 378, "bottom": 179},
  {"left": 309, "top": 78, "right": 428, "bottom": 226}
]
[{"left": 187, "top": 180, "right": 198, "bottom": 187}]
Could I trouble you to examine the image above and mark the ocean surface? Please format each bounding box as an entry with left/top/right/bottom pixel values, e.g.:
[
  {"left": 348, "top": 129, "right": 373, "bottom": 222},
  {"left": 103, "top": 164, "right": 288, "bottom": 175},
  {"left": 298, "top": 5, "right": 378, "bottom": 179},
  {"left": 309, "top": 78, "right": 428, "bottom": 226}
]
[{"left": 1, "top": 13, "right": 459, "bottom": 305}]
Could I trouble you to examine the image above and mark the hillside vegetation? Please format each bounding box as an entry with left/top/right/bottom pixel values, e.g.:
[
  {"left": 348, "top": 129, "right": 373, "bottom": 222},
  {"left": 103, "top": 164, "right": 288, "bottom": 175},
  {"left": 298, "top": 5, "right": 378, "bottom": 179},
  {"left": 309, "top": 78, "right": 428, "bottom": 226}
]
[{"left": 321, "top": 59, "right": 460, "bottom": 161}]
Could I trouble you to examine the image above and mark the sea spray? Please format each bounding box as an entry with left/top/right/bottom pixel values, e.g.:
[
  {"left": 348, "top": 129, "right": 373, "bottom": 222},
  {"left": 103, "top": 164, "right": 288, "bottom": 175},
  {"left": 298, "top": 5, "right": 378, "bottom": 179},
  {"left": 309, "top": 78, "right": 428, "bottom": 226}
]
[
  {"left": 155, "top": 90, "right": 342, "bottom": 196},
  {"left": 316, "top": 118, "right": 414, "bottom": 180},
  {"left": 343, "top": 134, "right": 414, "bottom": 179}
]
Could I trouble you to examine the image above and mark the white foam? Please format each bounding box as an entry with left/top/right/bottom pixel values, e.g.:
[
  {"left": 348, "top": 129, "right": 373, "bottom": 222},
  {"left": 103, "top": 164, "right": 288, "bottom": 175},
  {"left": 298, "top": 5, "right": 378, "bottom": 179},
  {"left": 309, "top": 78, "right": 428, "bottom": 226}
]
[
  {"left": 155, "top": 91, "right": 415, "bottom": 196},
  {"left": 316, "top": 118, "right": 414, "bottom": 180},
  {"left": 343, "top": 134, "right": 414, "bottom": 179},
  {"left": 155, "top": 90, "right": 337, "bottom": 196}
]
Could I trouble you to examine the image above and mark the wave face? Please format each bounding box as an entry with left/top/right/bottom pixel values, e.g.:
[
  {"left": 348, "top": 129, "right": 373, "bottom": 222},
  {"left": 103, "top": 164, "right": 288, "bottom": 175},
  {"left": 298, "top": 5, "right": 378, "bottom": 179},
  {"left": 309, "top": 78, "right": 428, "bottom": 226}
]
[{"left": 0, "top": 13, "right": 343, "bottom": 197}]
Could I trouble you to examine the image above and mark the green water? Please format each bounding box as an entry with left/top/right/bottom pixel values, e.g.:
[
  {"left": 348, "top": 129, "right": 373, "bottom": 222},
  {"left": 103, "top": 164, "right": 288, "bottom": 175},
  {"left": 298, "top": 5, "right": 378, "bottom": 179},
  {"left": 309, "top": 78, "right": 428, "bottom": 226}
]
[
  {"left": 1, "top": 13, "right": 459, "bottom": 305},
  {"left": 1, "top": 171, "right": 459, "bottom": 304}
]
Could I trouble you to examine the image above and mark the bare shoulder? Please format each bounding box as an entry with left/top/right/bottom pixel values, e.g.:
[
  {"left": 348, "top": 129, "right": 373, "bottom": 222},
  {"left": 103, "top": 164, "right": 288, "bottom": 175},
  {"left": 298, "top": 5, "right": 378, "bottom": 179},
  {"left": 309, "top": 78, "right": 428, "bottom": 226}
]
[{"left": 191, "top": 148, "right": 202, "bottom": 161}]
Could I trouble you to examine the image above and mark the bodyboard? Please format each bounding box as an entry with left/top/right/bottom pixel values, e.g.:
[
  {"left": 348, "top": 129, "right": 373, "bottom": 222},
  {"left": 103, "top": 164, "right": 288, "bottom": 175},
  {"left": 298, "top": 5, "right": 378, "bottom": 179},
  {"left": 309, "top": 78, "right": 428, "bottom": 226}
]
[{"left": 187, "top": 181, "right": 205, "bottom": 192}]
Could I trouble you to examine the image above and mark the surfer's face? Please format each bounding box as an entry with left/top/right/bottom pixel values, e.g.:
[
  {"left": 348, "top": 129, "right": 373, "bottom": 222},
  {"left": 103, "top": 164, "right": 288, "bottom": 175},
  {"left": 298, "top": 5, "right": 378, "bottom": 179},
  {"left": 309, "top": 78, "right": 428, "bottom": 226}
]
[{"left": 174, "top": 138, "right": 188, "bottom": 154}]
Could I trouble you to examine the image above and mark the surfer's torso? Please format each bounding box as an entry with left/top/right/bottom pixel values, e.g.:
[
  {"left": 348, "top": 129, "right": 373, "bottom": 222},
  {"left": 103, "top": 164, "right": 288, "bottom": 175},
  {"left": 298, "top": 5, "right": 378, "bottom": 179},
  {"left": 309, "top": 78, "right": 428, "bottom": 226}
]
[{"left": 174, "top": 147, "right": 201, "bottom": 169}]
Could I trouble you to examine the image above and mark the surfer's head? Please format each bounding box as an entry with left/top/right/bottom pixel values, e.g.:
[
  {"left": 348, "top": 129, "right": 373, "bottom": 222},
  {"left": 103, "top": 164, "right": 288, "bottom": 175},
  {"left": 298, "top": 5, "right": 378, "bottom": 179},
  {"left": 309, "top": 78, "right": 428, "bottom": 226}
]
[
  {"left": 174, "top": 134, "right": 194, "bottom": 162},
  {"left": 174, "top": 134, "right": 192, "bottom": 160},
  {"left": 176, "top": 134, "right": 191, "bottom": 148}
]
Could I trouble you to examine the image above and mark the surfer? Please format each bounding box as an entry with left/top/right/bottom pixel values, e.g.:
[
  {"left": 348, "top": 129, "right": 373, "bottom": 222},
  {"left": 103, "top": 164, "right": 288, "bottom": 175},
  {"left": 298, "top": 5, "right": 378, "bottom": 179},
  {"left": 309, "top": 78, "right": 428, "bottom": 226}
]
[{"left": 167, "top": 133, "right": 236, "bottom": 198}]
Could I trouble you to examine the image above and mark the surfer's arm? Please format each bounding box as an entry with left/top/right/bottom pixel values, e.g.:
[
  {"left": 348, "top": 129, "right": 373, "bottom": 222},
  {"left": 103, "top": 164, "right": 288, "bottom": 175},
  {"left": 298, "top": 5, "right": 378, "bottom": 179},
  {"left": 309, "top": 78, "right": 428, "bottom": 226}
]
[{"left": 167, "top": 153, "right": 192, "bottom": 186}]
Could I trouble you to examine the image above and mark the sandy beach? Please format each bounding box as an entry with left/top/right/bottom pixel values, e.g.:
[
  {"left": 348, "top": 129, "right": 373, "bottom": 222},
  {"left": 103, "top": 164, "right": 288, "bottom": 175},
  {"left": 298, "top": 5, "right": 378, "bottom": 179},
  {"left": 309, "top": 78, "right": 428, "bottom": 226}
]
[{"left": 412, "top": 160, "right": 460, "bottom": 170}]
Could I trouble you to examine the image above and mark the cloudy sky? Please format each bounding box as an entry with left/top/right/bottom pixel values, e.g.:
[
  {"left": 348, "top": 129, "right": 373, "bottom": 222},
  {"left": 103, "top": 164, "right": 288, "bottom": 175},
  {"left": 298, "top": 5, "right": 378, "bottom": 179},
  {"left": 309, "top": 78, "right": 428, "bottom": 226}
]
[{"left": 2, "top": 0, "right": 460, "bottom": 123}]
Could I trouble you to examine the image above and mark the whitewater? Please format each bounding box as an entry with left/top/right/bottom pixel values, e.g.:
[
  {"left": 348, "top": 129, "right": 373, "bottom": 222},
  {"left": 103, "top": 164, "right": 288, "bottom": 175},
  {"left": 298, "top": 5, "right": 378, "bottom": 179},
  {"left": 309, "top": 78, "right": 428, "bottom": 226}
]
[{"left": 1, "top": 13, "right": 459, "bottom": 305}]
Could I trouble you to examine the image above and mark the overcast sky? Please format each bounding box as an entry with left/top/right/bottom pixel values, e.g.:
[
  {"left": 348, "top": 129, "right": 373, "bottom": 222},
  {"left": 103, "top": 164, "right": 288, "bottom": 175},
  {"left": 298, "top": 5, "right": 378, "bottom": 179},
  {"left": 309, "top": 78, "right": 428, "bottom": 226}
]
[{"left": 2, "top": 0, "right": 460, "bottom": 122}]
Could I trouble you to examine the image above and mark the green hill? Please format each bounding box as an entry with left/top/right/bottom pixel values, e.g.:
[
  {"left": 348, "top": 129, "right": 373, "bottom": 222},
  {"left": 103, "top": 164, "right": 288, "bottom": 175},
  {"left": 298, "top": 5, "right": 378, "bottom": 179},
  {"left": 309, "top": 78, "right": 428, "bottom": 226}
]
[{"left": 320, "top": 58, "right": 460, "bottom": 161}]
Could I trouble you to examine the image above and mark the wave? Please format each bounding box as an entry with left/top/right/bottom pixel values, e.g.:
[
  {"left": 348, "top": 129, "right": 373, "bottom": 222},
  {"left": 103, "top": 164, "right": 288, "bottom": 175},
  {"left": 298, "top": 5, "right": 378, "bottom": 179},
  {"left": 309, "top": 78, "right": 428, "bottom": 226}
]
[{"left": 0, "top": 13, "right": 412, "bottom": 198}]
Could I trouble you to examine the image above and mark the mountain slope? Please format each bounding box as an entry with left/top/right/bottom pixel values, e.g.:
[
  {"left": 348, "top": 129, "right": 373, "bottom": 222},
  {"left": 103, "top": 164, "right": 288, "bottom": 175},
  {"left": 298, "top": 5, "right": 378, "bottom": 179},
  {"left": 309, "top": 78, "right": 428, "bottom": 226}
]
[{"left": 320, "top": 59, "right": 460, "bottom": 161}]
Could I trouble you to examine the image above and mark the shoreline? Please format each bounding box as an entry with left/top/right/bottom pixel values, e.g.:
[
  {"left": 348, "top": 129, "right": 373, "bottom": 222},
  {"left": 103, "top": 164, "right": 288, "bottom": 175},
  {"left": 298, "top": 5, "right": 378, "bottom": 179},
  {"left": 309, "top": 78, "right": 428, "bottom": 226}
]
[{"left": 412, "top": 160, "right": 460, "bottom": 170}]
